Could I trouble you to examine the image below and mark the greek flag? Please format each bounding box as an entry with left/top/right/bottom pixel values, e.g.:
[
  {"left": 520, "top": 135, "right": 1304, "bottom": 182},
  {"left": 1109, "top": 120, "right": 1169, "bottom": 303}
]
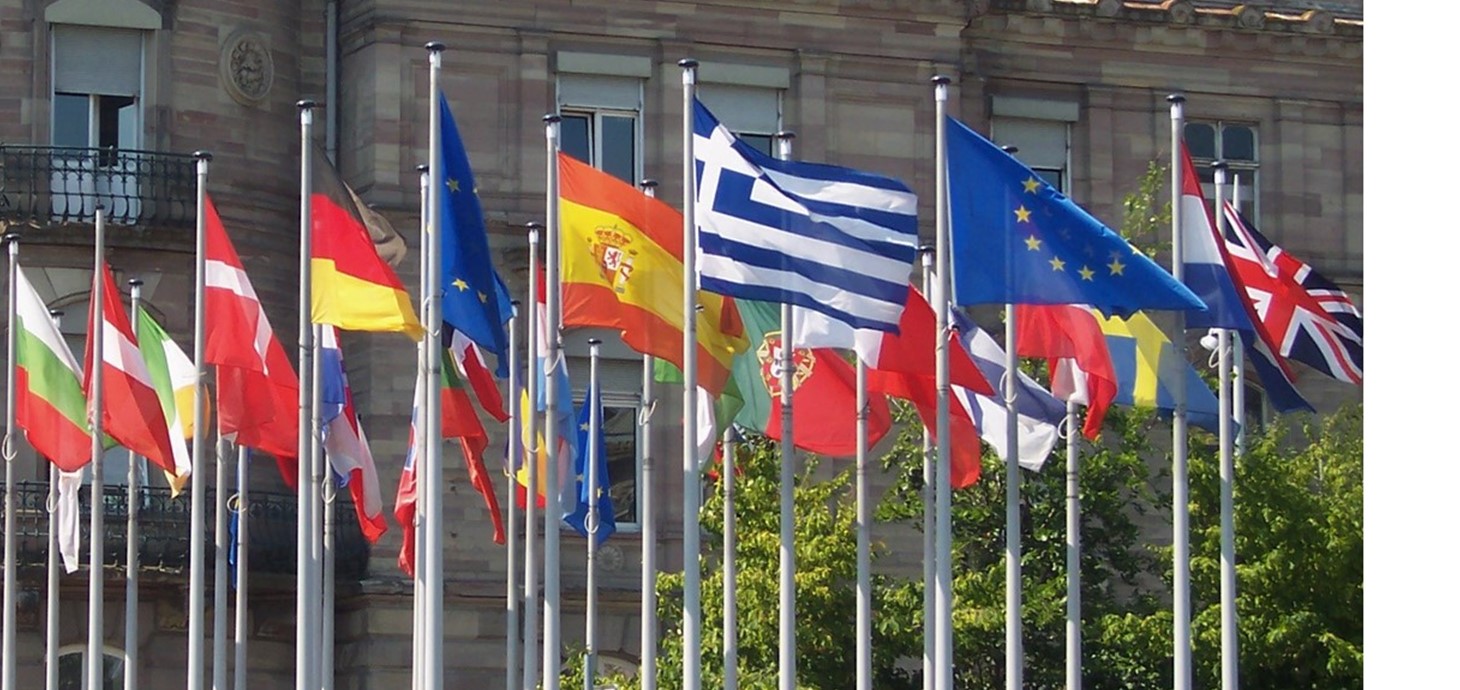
[{"left": 692, "top": 98, "right": 919, "bottom": 333}]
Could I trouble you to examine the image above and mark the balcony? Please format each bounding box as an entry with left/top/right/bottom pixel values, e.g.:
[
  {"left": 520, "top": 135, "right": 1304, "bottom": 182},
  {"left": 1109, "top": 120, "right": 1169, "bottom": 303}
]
[
  {"left": 0, "top": 145, "right": 197, "bottom": 242},
  {"left": 0, "top": 480, "right": 369, "bottom": 582}
]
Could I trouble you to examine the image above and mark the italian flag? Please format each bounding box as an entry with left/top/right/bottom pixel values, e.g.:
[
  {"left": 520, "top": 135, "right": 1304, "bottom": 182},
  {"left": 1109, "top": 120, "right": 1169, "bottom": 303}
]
[
  {"left": 134, "top": 306, "right": 205, "bottom": 496},
  {"left": 14, "top": 267, "right": 90, "bottom": 472}
]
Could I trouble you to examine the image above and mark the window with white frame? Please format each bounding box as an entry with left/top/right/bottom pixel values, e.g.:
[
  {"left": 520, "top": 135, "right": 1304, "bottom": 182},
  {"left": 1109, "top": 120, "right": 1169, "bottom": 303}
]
[
  {"left": 558, "top": 74, "right": 642, "bottom": 185},
  {"left": 697, "top": 83, "right": 782, "bottom": 156},
  {"left": 1185, "top": 121, "right": 1259, "bottom": 221},
  {"left": 50, "top": 23, "right": 147, "bottom": 222}
]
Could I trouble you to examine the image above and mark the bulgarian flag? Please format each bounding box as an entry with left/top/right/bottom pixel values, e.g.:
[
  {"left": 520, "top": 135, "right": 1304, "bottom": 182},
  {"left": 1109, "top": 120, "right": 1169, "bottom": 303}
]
[
  {"left": 14, "top": 266, "right": 89, "bottom": 472},
  {"left": 83, "top": 263, "right": 177, "bottom": 474},
  {"left": 134, "top": 306, "right": 206, "bottom": 497}
]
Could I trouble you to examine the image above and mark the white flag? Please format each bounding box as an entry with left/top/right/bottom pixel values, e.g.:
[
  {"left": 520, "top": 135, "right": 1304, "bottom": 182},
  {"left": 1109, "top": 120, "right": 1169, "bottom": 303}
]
[{"left": 57, "top": 469, "right": 84, "bottom": 573}]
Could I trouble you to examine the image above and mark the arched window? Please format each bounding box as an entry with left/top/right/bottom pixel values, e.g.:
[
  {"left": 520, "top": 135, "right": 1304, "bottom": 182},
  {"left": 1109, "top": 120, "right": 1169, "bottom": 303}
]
[{"left": 57, "top": 644, "right": 125, "bottom": 690}]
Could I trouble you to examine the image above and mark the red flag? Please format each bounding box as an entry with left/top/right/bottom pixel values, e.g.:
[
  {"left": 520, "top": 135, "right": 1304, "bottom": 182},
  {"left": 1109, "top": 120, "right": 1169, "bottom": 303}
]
[
  {"left": 450, "top": 329, "right": 509, "bottom": 423},
  {"left": 757, "top": 335, "right": 892, "bottom": 457},
  {"left": 204, "top": 196, "right": 300, "bottom": 479},
  {"left": 394, "top": 403, "right": 420, "bottom": 576},
  {"left": 83, "top": 264, "right": 177, "bottom": 473},
  {"left": 869, "top": 370, "right": 982, "bottom": 488},
  {"left": 1015, "top": 304, "right": 1116, "bottom": 440}
]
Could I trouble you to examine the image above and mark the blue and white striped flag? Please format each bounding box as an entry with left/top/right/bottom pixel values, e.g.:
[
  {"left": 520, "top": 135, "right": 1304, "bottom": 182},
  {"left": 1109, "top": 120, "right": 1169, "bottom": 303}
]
[{"left": 692, "top": 98, "right": 919, "bottom": 333}]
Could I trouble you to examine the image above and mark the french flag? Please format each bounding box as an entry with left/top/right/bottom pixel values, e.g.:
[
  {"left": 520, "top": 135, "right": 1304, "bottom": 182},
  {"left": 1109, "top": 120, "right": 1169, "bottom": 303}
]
[
  {"left": 1177, "top": 146, "right": 1312, "bottom": 413},
  {"left": 319, "top": 326, "right": 388, "bottom": 543}
]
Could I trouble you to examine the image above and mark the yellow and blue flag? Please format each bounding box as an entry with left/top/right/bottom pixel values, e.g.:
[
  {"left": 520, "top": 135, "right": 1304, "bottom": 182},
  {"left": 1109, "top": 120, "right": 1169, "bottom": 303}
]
[{"left": 1093, "top": 310, "right": 1223, "bottom": 433}]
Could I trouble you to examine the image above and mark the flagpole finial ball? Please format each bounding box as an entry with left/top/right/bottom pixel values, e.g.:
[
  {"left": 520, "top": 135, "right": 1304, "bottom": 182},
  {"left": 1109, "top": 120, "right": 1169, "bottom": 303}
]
[
  {"left": 543, "top": 113, "right": 561, "bottom": 124},
  {"left": 678, "top": 58, "right": 698, "bottom": 69},
  {"left": 918, "top": 243, "right": 935, "bottom": 254},
  {"left": 297, "top": 99, "right": 316, "bottom": 110},
  {"left": 416, "top": 164, "right": 429, "bottom": 173},
  {"left": 128, "top": 278, "right": 144, "bottom": 288},
  {"left": 774, "top": 131, "right": 796, "bottom": 141},
  {"left": 1001, "top": 145, "right": 1019, "bottom": 154},
  {"left": 931, "top": 75, "right": 951, "bottom": 85},
  {"left": 640, "top": 179, "right": 658, "bottom": 189},
  {"left": 1166, "top": 93, "right": 1186, "bottom": 104},
  {"left": 511, "top": 300, "right": 521, "bottom": 308},
  {"left": 3, "top": 232, "right": 19, "bottom": 244},
  {"left": 49, "top": 309, "right": 63, "bottom": 318},
  {"left": 588, "top": 338, "right": 603, "bottom": 346},
  {"left": 425, "top": 41, "right": 445, "bottom": 53},
  {"left": 193, "top": 150, "right": 213, "bottom": 162},
  {"left": 526, "top": 221, "right": 544, "bottom": 230},
  {"left": 1211, "top": 160, "right": 1228, "bottom": 170}
]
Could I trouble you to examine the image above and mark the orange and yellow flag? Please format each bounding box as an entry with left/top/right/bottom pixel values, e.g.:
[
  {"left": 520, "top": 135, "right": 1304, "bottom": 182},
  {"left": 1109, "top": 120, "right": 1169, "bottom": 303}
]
[{"left": 559, "top": 152, "right": 747, "bottom": 396}]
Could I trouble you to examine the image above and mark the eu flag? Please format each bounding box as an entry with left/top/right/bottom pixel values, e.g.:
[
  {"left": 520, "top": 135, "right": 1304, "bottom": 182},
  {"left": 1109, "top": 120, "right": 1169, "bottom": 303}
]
[
  {"left": 440, "top": 93, "right": 513, "bottom": 374},
  {"left": 946, "top": 116, "right": 1205, "bottom": 317},
  {"left": 563, "top": 380, "right": 616, "bottom": 548}
]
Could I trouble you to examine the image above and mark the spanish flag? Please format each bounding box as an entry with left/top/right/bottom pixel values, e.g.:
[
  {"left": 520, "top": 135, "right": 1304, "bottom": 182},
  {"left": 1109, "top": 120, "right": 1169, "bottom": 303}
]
[
  {"left": 311, "top": 152, "right": 423, "bottom": 340},
  {"left": 559, "top": 153, "right": 747, "bottom": 396}
]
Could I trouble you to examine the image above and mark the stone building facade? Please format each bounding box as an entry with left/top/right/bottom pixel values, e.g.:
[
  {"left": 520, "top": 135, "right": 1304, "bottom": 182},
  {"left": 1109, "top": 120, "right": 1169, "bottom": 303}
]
[{"left": 0, "top": 0, "right": 1361, "bottom": 687}]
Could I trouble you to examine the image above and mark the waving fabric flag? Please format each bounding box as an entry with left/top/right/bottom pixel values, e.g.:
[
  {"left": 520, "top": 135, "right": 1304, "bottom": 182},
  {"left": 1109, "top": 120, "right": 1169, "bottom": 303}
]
[
  {"left": 134, "top": 307, "right": 202, "bottom": 496},
  {"left": 439, "top": 93, "right": 513, "bottom": 371},
  {"left": 14, "top": 267, "right": 90, "bottom": 472},
  {"left": 951, "top": 312, "right": 1064, "bottom": 472},
  {"left": 83, "top": 263, "right": 177, "bottom": 473},
  {"left": 560, "top": 151, "right": 748, "bottom": 396},
  {"left": 693, "top": 99, "right": 919, "bottom": 333},
  {"left": 1092, "top": 310, "right": 1223, "bottom": 434},
  {"left": 448, "top": 327, "right": 508, "bottom": 423},
  {"left": 947, "top": 116, "right": 1204, "bottom": 316},
  {"left": 563, "top": 380, "right": 616, "bottom": 548},
  {"left": 869, "top": 368, "right": 982, "bottom": 487},
  {"left": 1016, "top": 304, "right": 1117, "bottom": 441},
  {"left": 311, "top": 153, "right": 423, "bottom": 340},
  {"left": 394, "top": 385, "right": 422, "bottom": 576},
  {"left": 1174, "top": 147, "right": 1313, "bottom": 413},
  {"left": 318, "top": 326, "right": 387, "bottom": 544},
  {"left": 444, "top": 352, "right": 507, "bottom": 546},
  {"left": 1221, "top": 205, "right": 1363, "bottom": 385}
]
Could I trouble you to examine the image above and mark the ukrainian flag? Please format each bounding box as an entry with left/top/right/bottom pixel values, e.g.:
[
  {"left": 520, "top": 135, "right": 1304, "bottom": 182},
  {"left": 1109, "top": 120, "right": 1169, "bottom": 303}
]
[{"left": 1092, "top": 310, "right": 1224, "bottom": 434}]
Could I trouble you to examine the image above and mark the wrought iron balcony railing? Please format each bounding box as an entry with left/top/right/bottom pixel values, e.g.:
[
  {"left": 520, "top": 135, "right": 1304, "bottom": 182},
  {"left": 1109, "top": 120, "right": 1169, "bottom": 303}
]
[
  {"left": 0, "top": 145, "right": 197, "bottom": 230},
  {"left": 0, "top": 480, "right": 368, "bottom": 581}
]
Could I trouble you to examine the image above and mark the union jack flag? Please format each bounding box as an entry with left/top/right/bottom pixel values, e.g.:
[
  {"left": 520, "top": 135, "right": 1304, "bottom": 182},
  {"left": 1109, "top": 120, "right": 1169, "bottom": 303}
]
[{"left": 1221, "top": 204, "right": 1363, "bottom": 385}]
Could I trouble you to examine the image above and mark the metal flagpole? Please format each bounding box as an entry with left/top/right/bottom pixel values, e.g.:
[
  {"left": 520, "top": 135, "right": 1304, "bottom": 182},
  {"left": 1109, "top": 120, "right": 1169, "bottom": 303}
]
[
  {"left": 125, "top": 278, "right": 143, "bottom": 690},
  {"left": 722, "top": 425, "right": 737, "bottom": 690},
  {"left": 678, "top": 57, "right": 704, "bottom": 690},
  {"left": 321, "top": 449, "right": 336, "bottom": 690},
  {"left": 1232, "top": 176, "right": 1247, "bottom": 459},
  {"left": 585, "top": 339, "right": 603, "bottom": 688},
  {"left": 506, "top": 301, "right": 522, "bottom": 690},
  {"left": 412, "top": 162, "right": 429, "bottom": 690},
  {"left": 637, "top": 179, "right": 659, "bottom": 690},
  {"left": 543, "top": 110, "right": 565, "bottom": 690},
  {"left": 190, "top": 150, "right": 214, "bottom": 690},
  {"left": 918, "top": 245, "right": 934, "bottom": 690},
  {"left": 1212, "top": 160, "right": 1238, "bottom": 690},
  {"left": 87, "top": 210, "right": 106, "bottom": 690},
  {"left": 1167, "top": 92, "right": 1192, "bottom": 690},
  {"left": 855, "top": 356, "right": 871, "bottom": 690},
  {"left": 308, "top": 327, "right": 325, "bottom": 685},
  {"left": 931, "top": 74, "right": 957, "bottom": 690},
  {"left": 294, "top": 101, "right": 320, "bottom": 690},
  {"left": 423, "top": 41, "right": 447, "bottom": 690},
  {"left": 233, "top": 446, "right": 250, "bottom": 690},
  {"left": 46, "top": 308, "right": 63, "bottom": 690},
  {"left": 1, "top": 232, "right": 17, "bottom": 690},
  {"left": 773, "top": 128, "right": 797, "bottom": 690},
  {"left": 215, "top": 431, "right": 231, "bottom": 689},
  {"left": 523, "top": 223, "right": 542, "bottom": 690},
  {"left": 1065, "top": 398, "right": 1081, "bottom": 690}
]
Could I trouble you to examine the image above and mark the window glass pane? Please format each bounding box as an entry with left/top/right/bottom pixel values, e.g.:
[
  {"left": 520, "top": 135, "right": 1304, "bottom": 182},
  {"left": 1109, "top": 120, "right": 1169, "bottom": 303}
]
[
  {"left": 59, "top": 650, "right": 124, "bottom": 689},
  {"left": 53, "top": 93, "right": 90, "bottom": 148},
  {"left": 739, "top": 133, "right": 773, "bottom": 157},
  {"left": 600, "top": 114, "right": 636, "bottom": 185},
  {"left": 602, "top": 404, "right": 638, "bottom": 525},
  {"left": 1185, "top": 123, "right": 1217, "bottom": 159},
  {"left": 1222, "top": 125, "right": 1256, "bottom": 162},
  {"left": 561, "top": 114, "right": 591, "bottom": 166},
  {"left": 1032, "top": 167, "right": 1063, "bottom": 193}
]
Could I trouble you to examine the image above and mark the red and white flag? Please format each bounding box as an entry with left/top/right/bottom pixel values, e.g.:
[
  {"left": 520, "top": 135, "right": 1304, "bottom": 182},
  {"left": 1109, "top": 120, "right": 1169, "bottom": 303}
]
[
  {"left": 204, "top": 196, "right": 300, "bottom": 469},
  {"left": 449, "top": 328, "right": 508, "bottom": 423},
  {"left": 83, "top": 263, "right": 177, "bottom": 473},
  {"left": 1015, "top": 304, "right": 1116, "bottom": 441}
]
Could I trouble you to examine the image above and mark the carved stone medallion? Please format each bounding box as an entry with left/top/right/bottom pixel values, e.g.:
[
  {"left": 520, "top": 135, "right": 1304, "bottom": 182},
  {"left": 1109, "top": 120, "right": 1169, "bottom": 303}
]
[{"left": 221, "top": 30, "right": 275, "bottom": 107}]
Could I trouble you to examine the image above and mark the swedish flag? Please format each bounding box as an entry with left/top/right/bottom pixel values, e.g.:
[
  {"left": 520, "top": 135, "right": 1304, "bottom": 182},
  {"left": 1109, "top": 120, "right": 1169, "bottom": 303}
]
[{"left": 1093, "top": 310, "right": 1224, "bottom": 434}]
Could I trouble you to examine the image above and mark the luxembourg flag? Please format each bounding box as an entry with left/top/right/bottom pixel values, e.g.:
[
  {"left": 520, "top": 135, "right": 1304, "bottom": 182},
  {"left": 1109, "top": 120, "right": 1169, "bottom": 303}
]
[{"left": 319, "top": 326, "right": 387, "bottom": 543}]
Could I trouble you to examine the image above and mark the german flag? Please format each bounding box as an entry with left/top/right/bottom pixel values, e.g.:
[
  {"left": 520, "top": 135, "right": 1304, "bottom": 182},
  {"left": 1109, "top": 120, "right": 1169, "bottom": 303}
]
[
  {"left": 559, "top": 152, "right": 747, "bottom": 396},
  {"left": 310, "top": 152, "right": 423, "bottom": 340}
]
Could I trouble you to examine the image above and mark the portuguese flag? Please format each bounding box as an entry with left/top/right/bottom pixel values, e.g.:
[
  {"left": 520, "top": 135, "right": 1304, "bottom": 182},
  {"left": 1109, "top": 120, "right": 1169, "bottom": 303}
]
[{"left": 14, "top": 267, "right": 90, "bottom": 472}]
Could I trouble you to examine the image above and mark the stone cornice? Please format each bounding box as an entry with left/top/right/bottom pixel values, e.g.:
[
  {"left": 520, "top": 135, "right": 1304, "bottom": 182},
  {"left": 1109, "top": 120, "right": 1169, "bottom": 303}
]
[{"left": 978, "top": 0, "right": 1362, "bottom": 38}]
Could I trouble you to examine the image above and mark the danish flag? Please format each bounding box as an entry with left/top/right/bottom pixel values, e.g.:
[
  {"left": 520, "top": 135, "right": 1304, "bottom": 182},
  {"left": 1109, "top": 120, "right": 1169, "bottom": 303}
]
[{"left": 1220, "top": 204, "right": 1363, "bottom": 385}]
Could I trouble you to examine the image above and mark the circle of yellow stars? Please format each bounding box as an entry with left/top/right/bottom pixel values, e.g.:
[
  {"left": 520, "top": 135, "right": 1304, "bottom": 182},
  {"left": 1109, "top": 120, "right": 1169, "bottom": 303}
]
[{"left": 1013, "top": 176, "right": 1129, "bottom": 282}]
